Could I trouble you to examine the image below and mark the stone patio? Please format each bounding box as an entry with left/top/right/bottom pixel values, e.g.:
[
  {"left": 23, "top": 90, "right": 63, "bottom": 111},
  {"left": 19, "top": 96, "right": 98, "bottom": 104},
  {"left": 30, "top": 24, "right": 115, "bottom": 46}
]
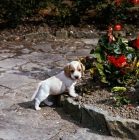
[{"left": 0, "top": 38, "right": 125, "bottom": 140}]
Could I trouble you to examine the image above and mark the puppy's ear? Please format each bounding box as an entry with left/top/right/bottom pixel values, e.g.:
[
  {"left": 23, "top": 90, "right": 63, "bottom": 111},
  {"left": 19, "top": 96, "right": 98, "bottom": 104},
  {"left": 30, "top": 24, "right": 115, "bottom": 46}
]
[
  {"left": 80, "top": 63, "right": 85, "bottom": 76},
  {"left": 64, "top": 64, "right": 71, "bottom": 78}
]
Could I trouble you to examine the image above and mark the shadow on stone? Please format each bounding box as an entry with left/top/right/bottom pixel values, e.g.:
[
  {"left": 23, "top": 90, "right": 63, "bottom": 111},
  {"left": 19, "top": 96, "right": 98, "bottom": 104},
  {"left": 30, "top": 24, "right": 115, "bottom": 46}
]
[{"left": 18, "top": 101, "right": 34, "bottom": 110}]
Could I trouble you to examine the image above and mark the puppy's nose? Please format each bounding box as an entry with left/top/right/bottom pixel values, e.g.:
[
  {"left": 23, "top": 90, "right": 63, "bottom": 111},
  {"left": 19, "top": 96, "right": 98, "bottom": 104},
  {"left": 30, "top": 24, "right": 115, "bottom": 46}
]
[{"left": 75, "top": 76, "right": 79, "bottom": 79}]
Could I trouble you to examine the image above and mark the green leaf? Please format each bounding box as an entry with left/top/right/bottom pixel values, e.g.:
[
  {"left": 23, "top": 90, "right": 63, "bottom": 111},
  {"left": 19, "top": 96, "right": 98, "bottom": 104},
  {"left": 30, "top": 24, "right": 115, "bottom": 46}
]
[
  {"left": 106, "top": 42, "right": 114, "bottom": 50},
  {"left": 89, "top": 68, "right": 98, "bottom": 75},
  {"left": 105, "top": 69, "right": 111, "bottom": 74},
  {"left": 94, "top": 46, "right": 102, "bottom": 53},
  {"left": 106, "top": 42, "right": 122, "bottom": 54},
  {"left": 101, "top": 77, "right": 108, "bottom": 83},
  {"left": 94, "top": 46, "right": 106, "bottom": 62},
  {"left": 94, "top": 53, "right": 102, "bottom": 62},
  {"left": 112, "top": 43, "right": 122, "bottom": 54},
  {"left": 123, "top": 98, "right": 131, "bottom": 104},
  {"left": 95, "top": 63, "right": 108, "bottom": 83},
  {"left": 116, "top": 101, "right": 123, "bottom": 107},
  {"left": 111, "top": 87, "right": 126, "bottom": 93},
  {"left": 113, "top": 47, "right": 122, "bottom": 54},
  {"left": 125, "top": 47, "right": 135, "bottom": 53},
  {"left": 98, "top": 34, "right": 108, "bottom": 46},
  {"left": 95, "top": 63, "right": 105, "bottom": 76}
]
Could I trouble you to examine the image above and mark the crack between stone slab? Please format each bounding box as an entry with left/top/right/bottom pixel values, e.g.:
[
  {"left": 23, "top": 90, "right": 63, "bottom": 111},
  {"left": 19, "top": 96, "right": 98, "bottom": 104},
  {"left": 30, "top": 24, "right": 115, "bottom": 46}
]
[
  {"left": 49, "top": 128, "right": 70, "bottom": 140},
  {"left": 0, "top": 84, "right": 11, "bottom": 90},
  {"left": 0, "top": 55, "right": 16, "bottom": 61}
]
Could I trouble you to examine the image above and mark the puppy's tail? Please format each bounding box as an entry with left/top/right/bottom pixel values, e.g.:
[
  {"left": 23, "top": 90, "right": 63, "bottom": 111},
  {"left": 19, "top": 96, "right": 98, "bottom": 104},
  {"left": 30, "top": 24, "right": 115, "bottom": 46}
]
[{"left": 31, "top": 82, "right": 42, "bottom": 101}]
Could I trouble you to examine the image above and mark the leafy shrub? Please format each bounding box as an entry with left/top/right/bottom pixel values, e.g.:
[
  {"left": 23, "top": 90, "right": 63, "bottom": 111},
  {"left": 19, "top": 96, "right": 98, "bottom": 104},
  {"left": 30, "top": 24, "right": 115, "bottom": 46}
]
[
  {"left": 0, "top": 0, "right": 138, "bottom": 27},
  {"left": 0, "top": 0, "right": 48, "bottom": 27},
  {"left": 79, "top": 27, "right": 139, "bottom": 106},
  {"left": 49, "top": 0, "right": 105, "bottom": 26},
  {"left": 95, "top": 0, "right": 134, "bottom": 23},
  {"left": 91, "top": 28, "right": 139, "bottom": 87},
  {"left": 50, "top": 0, "right": 135, "bottom": 26}
]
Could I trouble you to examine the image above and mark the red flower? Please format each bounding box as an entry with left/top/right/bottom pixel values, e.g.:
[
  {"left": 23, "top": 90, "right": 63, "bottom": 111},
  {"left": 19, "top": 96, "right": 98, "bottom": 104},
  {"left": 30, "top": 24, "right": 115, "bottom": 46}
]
[
  {"left": 127, "top": 0, "right": 139, "bottom": 4},
  {"left": 126, "top": 105, "right": 132, "bottom": 108},
  {"left": 115, "top": 24, "right": 122, "bottom": 31},
  {"left": 132, "top": 36, "right": 139, "bottom": 49},
  {"left": 108, "top": 56, "right": 115, "bottom": 63},
  {"left": 116, "top": 0, "right": 122, "bottom": 6},
  {"left": 108, "top": 55, "right": 127, "bottom": 67},
  {"left": 108, "top": 26, "right": 113, "bottom": 31}
]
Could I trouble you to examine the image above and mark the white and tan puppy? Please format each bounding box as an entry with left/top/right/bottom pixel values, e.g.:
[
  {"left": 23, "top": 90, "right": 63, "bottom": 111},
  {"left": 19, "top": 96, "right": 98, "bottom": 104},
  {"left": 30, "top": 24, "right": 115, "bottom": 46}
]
[{"left": 31, "top": 61, "right": 85, "bottom": 110}]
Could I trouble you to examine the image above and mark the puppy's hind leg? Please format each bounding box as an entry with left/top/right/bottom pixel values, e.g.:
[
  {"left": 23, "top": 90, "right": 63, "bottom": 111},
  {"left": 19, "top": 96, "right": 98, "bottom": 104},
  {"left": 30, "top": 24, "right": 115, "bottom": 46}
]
[
  {"left": 34, "top": 89, "right": 49, "bottom": 110},
  {"left": 35, "top": 98, "right": 42, "bottom": 111}
]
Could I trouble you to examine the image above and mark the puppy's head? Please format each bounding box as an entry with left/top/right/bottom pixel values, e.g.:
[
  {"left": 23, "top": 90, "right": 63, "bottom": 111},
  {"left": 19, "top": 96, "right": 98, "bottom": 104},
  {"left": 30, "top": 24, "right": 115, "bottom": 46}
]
[{"left": 64, "top": 61, "right": 85, "bottom": 80}]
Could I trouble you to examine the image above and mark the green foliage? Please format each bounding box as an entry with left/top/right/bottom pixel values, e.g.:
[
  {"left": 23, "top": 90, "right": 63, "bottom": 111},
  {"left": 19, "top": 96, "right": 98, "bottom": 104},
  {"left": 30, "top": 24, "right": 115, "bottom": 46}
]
[
  {"left": 0, "top": 0, "right": 48, "bottom": 27},
  {"left": 91, "top": 33, "right": 139, "bottom": 87},
  {"left": 49, "top": 0, "right": 104, "bottom": 26},
  {"left": 81, "top": 85, "right": 93, "bottom": 93},
  {"left": 111, "top": 86, "right": 131, "bottom": 106},
  {"left": 50, "top": 0, "right": 133, "bottom": 26},
  {"left": 0, "top": 0, "right": 135, "bottom": 27},
  {"left": 96, "top": 0, "right": 133, "bottom": 23},
  {"left": 114, "top": 93, "right": 132, "bottom": 106},
  {"left": 111, "top": 87, "right": 126, "bottom": 93},
  {"left": 84, "top": 31, "right": 139, "bottom": 106}
]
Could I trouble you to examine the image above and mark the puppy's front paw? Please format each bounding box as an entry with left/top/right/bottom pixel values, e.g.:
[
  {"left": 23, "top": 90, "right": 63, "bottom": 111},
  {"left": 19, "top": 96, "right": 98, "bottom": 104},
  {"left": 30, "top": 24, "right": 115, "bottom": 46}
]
[
  {"left": 35, "top": 106, "right": 41, "bottom": 111},
  {"left": 75, "top": 93, "right": 78, "bottom": 97},
  {"left": 70, "top": 93, "right": 78, "bottom": 98}
]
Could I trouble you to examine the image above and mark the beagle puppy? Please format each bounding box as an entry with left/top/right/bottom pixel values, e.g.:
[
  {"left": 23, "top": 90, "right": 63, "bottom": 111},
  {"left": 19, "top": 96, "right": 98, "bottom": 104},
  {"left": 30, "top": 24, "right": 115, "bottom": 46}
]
[{"left": 31, "top": 61, "right": 85, "bottom": 110}]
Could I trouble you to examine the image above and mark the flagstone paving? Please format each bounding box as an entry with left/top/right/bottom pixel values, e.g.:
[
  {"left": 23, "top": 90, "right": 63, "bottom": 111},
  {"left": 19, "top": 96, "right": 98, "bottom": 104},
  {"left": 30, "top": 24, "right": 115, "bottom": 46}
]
[{"left": 0, "top": 39, "right": 125, "bottom": 140}]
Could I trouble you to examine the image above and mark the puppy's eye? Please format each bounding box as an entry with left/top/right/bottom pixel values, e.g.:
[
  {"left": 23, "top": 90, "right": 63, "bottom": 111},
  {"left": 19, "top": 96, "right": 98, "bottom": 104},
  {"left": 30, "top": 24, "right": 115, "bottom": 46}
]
[
  {"left": 78, "top": 69, "right": 81, "bottom": 72},
  {"left": 70, "top": 70, "right": 74, "bottom": 73}
]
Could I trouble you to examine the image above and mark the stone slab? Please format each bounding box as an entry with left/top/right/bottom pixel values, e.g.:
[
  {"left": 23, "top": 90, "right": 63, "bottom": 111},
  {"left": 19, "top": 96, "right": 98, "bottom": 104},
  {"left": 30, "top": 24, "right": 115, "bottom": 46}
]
[
  {"left": 56, "top": 30, "right": 68, "bottom": 39},
  {"left": 18, "top": 52, "right": 64, "bottom": 64},
  {"left": 30, "top": 43, "right": 52, "bottom": 52},
  {"left": 71, "top": 31, "right": 99, "bottom": 38},
  {"left": 0, "top": 53, "right": 15, "bottom": 59},
  {"left": 0, "top": 70, "right": 36, "bottom": 89},
  {"left": 81, "top": 38, "right": 99, "bottom": 46},
  {"left": 24, "top": 32, "right": 54, "bottom": 41},
  {"left": 0, "top": 58, "right": 26, "bottom": 69}
]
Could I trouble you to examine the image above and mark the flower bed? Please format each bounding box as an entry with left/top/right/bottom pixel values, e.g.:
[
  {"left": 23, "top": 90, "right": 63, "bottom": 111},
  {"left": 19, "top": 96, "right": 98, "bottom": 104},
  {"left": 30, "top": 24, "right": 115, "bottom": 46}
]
[{"left": 79, "top": 26, "right": 139, "bottom": 107}]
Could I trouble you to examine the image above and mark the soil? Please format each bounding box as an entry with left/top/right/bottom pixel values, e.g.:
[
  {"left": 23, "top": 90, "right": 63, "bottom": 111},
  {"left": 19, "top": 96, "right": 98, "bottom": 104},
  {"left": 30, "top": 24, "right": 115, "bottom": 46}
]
[
  {"left": 1, "top": 15, "right": 139, "bottom": 121},
  {"left": 72, "top": 71, "right": 139, "bottom": 120}
]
